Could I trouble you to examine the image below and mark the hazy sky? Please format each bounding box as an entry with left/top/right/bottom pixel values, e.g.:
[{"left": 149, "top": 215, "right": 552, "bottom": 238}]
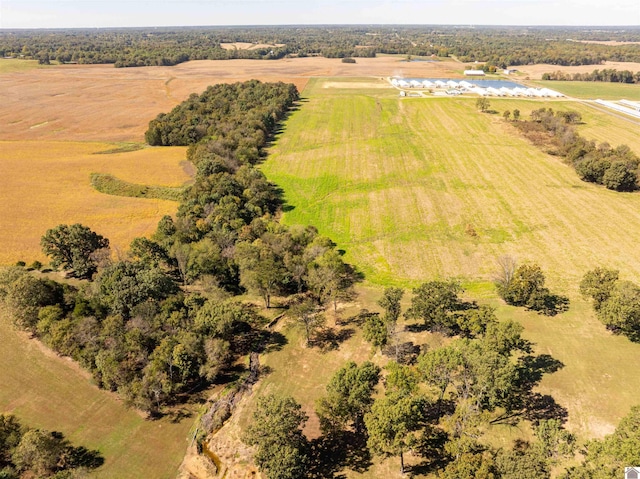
[{"left": 1, "top": 0, "right": 639, "bottom": 29}]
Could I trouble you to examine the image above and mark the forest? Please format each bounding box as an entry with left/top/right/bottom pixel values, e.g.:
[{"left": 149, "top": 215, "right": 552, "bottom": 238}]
[
  {"left": 1, "top": 25, "right": 640, "bottom": 68},
  {"left": 542, "top": 68, "right": 640, "bottom": 83}
]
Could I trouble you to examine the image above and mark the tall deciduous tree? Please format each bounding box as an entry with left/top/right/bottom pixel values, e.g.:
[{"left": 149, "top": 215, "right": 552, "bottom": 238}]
[
  {"left": 41, "top": 223, "right": 109, "bottom": 279},
  {"left": 243, "top": 394, "right": 309, "bottom": 479},
  {"left": 378, "top": 287, "right": 404, "bottom": 360},
  {"left": 365, "top": 393, "right": 427, "bottom": 475},
  {"left": 405, "top": 280, "right": 463, "bottom": 331},
  {"left": 316, "top": 361, "right": 380, "bottom": 434}
]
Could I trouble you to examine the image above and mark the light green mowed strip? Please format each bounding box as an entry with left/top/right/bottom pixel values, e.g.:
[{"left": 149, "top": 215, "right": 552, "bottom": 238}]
[
  {"left": 264, "top": 79, "right": 640, "bottom": 290},
  {"left": 532, "top": 80, "right": 640, "bottom": 100},
  {"left": 0, "top": 313, "right": 192, "bottom": 479}
]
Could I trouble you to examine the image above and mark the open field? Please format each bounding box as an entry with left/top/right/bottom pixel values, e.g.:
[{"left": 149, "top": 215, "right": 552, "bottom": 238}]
[
  {"left": 517, "top": 61, "right": 640, "bottom": 80},
  {"left": 530, "top": 80, "right": 640, "bottom": 100},
  {"left": 0, "top": 311, "right": 193, "bottom": 479},
  {"left": 220, "top": 42, "right": 285, "bottom": 50},
  {"left": 0, "top": 140, "right": 191, "bottom": 265},
  {"left": 0, "top": 56, "right": 461, "bottom": 142},
  {"left": 263, "top": 78, "right": 640, "bottom": 291}
]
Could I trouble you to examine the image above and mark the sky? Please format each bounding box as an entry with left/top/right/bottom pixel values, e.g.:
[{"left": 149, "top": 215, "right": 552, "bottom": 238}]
[{"left": 1, "top": 0, "right": 639, "bottom": 29}]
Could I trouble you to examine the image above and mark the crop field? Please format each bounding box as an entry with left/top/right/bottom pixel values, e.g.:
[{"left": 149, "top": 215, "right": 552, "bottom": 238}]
[
  {"left": 517, "top": 61, "right": 640, "bottom": 80},
  {"left": 0, "top": 311, "right": 193, "bottom": 479},
  {"left": 531, "top": 80, "right": 640, "bottom": 100},
  {"left": 0, "top": 140, "right": 191, "bottom": 265},
  {"left": 263, "top": 78, "right": 640, "bottom": 291}
]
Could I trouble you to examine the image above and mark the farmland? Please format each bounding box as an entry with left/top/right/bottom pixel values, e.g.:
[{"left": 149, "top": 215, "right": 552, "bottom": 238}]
[
  {"left": 531, "top": 80, "right": 640, "bottom": 100},
  {"left": 263, "top": 77, "right": 640, "bottom": 290},
  {"left": 3, "top": 54, "right": 640, "bottom": 478}
]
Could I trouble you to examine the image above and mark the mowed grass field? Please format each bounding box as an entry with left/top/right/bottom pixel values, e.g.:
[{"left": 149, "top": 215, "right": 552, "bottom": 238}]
[
  {"left": 0, "top": 140, "right": 191, "bottom": 265},
  {"left": 263, "top": 78, "right": 640, "bottom": 291},
  {"left": 531, "top": 80, "right": 640, "bottom": 100},
  {"left": 255, "top": 79, "right": 640, "bottom": 458},
  {"left": 0, "top": 311, "right": 193, "bottom": 478}
]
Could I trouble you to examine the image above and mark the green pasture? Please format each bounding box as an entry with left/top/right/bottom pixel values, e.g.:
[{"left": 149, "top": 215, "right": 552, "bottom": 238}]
[
  {"left": 263, "top": 78, "right": 640, "bottom": 290},
  {"left": 0, "top": 312, "right": 192, "bottom": 478},
  {"left": 0, "top": 58, "right": 43, "bottom": 73},
  {"left": 532, "top": 80, "right": 640, "bottom": 100}
]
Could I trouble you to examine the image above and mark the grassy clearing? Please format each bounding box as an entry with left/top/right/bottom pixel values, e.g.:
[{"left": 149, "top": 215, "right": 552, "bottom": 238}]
[
  {"left": 90, "top": 172, "right": 185, "bottom": 201},
  {"left": 93, "top": 142, "right": 146, "bottom": 155},
  {"left": 0, "top": 140, "right": 191, "bottom": 265},
  {"left": 251, "top": 78, "right": 640, "bottom": 465},
  {"left": 531, "top": 80, "right": 640, "bottom": 100},
  {"left": 0, "top": 311, "right": 192, "bottom": 478},
  {"left": 0, "top": 59, "right": 42, "bottom": 73},
  {"left": 263, "top": 79, "right": 640, "bottom": 291}
]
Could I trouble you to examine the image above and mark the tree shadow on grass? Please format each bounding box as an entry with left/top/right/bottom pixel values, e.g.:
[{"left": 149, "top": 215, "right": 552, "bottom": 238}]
[
  {"left": 315, "top": 327, "right": 355, "bottom": 352},
  {"left": 308, "top": 430, "right": 372, "bottom": 478}
]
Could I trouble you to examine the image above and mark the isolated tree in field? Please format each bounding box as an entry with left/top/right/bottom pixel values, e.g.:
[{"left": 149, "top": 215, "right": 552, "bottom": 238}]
[
  {"left": 596, "top": 280, "right": 640, "bottom": 340},
  {"left": 378, "top": 287, "right": 404, "bottom": 360},
  {"left": 289, "top": 296, "right": 325, "bottom": 347},
  {"left": 513, "top": 109, "right": 521, "bottom": 121},
  {"left": 316, "top": 361, "right": 380, "bottom": 434},
  {"left": 498, "top": 262, "right": 569, "bottom": 315},
  {"left": 503, "top": 110, "right": 511, "bottom": 121},
  {"left": 243, "top": 394, "right": 309, "bottom": 479},
  {"left": 41, "top": 223, "right": 109, "bottom": 279},
  {"left": 494, "top": 255, "right": 517, "bottom": 298},
  {"left": 365, "top": 393, "right": 427, "bottom": 475},
  {"left": 405, "top": 280, "right": 463, "bottom": 331},
  {"left": 476, "top": 97, "right": 490, "bottom": 112},
  {"left": 361, "top": 311, "right": 388, "bottom": 352},
  {"left": 579, "top": 267, "right": 619, "bottom": 310}
]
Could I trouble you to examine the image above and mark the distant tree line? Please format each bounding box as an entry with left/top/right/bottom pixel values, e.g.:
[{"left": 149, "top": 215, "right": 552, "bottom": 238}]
[
  {"left": 0, "top": 414, "right": 103, "bottom": 478},
  {"left": 0, "top": 80, "right": 356, "bottom": 416},
  {"left": 511, "top": 107, "right": 640, "bottom": 192},
  {"left": 2, "top": 25, "right": 640, "bottom": 68},
  {"left": 542, "top": 68, "right": 640, "bottom": 83}
]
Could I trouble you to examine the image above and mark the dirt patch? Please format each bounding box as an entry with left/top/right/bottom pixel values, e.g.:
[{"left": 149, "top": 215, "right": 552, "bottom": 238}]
[{"left": 221, "top": 42, "right": 285, "bottom": 50}]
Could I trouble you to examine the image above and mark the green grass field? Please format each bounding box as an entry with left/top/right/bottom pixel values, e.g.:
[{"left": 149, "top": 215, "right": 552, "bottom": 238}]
[
  {"left": 531, "top": 80, "right": 640, "bottom": 100},
  {"left": 0, "top": 311, "right": 193, "bottom": 478},
  {"left": 254, "top": 78, "right": 640, "bottom": 465},
  {"left": 263, "top": 78, "right": 640, "bottom": 291},
  {"left": 0, "top": 59, "right": 43, "bottom": 73}
]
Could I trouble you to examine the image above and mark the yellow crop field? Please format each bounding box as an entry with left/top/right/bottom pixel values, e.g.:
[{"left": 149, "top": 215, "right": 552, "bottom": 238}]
[{"left": 0, "top": 140, "right": 191, "bottom": 265}]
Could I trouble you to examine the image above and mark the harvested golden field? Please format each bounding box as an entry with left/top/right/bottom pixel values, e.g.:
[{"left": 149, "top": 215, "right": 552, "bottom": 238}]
[
  {"left": 517, "top": 61, "right": 640, "bottom": 79},
  {"left": 220, "top": 42, "right": 285, "bottom": 50},
  {"left": 0, "top": 140, "right": 190, "bottom": 265},
  {"left": 0, "top": 56, "right": 459, "bottom": 142}
]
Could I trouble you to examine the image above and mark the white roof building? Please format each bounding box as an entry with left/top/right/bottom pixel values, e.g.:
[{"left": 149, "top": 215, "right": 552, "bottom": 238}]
[{"left": 464, "top": 70, "right": 486, "bottom": 76}]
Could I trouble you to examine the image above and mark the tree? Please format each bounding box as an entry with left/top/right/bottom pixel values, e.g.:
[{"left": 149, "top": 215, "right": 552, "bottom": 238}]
[
  {"left": 579, "top": 267, "right": 619, "bottom": 310},
  {"left": 513, "top": 109, "right": 521, "bottom": 121},
  {"left": 235, "top": 239, "right": 287, "bottom": 308},
  {"left": 498, "top": 263, "right": 569, "bottom": 315},
  {"left": 5, "top": 274, "right": 64, "bottom": 331},
  {"left": 503, "top": 110, "right": 511, "bottom": 121},
  {"left": 11, "top": 429, "right": 63, "bottom": 477},
  {"left": 418, "top": 347, "right": 464, "bottom": 401},
  {"left": 365, "top": 393, "right": 427, "bottom": 475},
  {"left": 405, "top": 280, "right": 463, "bottom": 331},
  {"left": 378, "top": 287, "right": 404, "bottom": 360},
  {"left": 289, "top": 296, "right": 325, "bottom": 347},
  {"left": 476, "top": 97, "right": 490, "bottom": 112},
  {"left": 243, "top": 394, "right": 309, "bottom": 479},
  {"left": 316, "top": 361, "right": 380, "bottom": 434},
  {"left": 361, "top": 311, "right": 388, "bottom": 352},
  {"left": 597, "top": 280, "right": 640, "bottom": 339},
  {"left": 603, "top": 162, "right": 637, "bottom": 192},
  {"left": 41, "top": 224, "right": 109, "bottom": 279},
  {"left": 493, "top": 255, "right": 517, "bottom": 299}
]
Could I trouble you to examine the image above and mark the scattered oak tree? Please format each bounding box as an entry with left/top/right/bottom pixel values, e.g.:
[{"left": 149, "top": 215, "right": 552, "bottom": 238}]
[{"left": 41, "top": 223, "right": 109, "bottom": 279}]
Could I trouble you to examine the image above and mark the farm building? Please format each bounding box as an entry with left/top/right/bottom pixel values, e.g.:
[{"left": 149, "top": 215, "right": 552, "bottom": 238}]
[{"left": 464, "top": 70, "right": 485, "bottom": 76}]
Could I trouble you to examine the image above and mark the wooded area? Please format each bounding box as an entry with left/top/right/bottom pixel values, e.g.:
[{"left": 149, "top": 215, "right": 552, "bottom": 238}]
[{"left": 1, "top": 25, "right": 640, "bottom": 68}]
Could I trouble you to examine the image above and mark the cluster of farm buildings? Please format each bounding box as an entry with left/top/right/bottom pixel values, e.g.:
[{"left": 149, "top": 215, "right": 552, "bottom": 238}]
[{"left": 390, "top": 77, "right": 565, "bottom": 98}]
